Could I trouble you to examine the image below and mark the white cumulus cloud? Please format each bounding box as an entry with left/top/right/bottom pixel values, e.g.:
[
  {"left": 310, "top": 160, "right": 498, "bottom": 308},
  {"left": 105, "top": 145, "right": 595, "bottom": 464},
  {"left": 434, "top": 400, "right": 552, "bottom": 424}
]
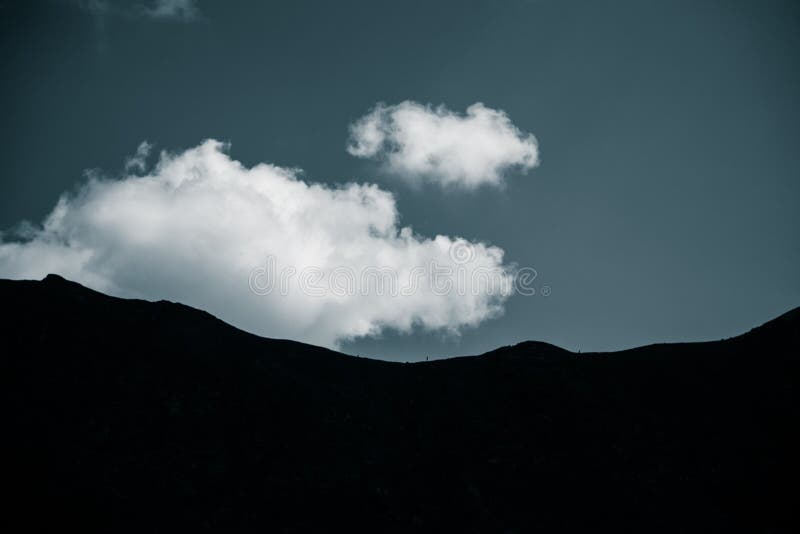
[
  {"left": 0, "top": 140, "right": 513, "bottom": 349},
  {"left": 347, "top": 101, "right": 539, "bottom": 189}
]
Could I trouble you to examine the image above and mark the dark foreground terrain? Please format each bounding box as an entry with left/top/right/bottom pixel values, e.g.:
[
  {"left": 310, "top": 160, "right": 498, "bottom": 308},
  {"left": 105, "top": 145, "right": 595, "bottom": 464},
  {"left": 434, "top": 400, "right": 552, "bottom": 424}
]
[{"left": 2, "top": 275, "right": 798, "bottom": 532}]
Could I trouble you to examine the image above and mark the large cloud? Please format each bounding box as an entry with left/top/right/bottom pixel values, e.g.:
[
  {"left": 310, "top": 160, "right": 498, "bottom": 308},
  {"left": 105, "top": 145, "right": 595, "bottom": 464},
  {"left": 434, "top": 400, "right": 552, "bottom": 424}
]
[
  {"left": 347, "top": 101, "right": 539, "bottom": 189},
  {"left": 0, "top": 140, "right": 513, "bottom": 348}
]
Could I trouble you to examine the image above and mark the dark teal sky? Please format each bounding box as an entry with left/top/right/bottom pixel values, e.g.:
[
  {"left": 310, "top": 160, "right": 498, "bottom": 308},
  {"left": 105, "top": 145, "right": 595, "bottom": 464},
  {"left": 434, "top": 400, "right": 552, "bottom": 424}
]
[{"left": 2, "top": 0, "right": 799, "bottom": 359}]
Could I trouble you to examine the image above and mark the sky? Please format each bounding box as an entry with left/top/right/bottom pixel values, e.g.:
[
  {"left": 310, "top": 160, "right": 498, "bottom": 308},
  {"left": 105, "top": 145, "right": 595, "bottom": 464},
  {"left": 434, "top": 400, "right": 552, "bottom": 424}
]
[{"left": 1, "top": 0, "right": 798, "bottom": 360}]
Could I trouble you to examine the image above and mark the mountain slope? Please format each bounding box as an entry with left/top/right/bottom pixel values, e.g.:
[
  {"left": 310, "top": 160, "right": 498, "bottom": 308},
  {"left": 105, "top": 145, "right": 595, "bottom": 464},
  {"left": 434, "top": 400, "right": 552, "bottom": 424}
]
[{"left": 2, "top": 275, "right": 798, "bottom": 532}]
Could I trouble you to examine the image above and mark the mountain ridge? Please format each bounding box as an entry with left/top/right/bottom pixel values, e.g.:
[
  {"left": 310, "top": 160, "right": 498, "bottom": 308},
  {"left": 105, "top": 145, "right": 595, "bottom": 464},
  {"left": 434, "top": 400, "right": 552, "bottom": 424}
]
[
  {"left": 22, "top": 273, "right": 800, "bottom": 361},
  {"left": 2, "top": 274, "right": 798, "bottom": 532}
]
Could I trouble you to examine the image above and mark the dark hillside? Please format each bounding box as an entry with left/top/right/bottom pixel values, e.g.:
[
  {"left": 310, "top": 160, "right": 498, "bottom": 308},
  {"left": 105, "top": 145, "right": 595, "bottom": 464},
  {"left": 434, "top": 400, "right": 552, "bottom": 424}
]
[{"left": 2, "top": 275, "right": 797, "bottom": 532}]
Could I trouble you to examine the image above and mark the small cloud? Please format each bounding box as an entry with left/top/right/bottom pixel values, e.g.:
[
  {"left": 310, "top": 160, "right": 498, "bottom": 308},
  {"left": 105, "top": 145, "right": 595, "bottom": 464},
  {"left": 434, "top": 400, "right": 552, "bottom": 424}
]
[
  {"left": 76, "top": 0, "right": 201, "bottom": 22},
  {"left": 348, "top": 101, "right": 539, "bottom": 190},
  {"left": 141, "top": 0, "right": 199, "bottom": 21},
  {"left": 124, "top": 140, "right": 153, "bottom": 173}
]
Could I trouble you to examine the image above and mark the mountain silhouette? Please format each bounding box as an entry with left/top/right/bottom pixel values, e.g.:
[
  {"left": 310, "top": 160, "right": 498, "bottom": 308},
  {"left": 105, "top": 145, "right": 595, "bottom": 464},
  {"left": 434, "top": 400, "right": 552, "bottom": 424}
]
[{"left": 2, "top": 274, "right": 798, "bottom": 532}]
